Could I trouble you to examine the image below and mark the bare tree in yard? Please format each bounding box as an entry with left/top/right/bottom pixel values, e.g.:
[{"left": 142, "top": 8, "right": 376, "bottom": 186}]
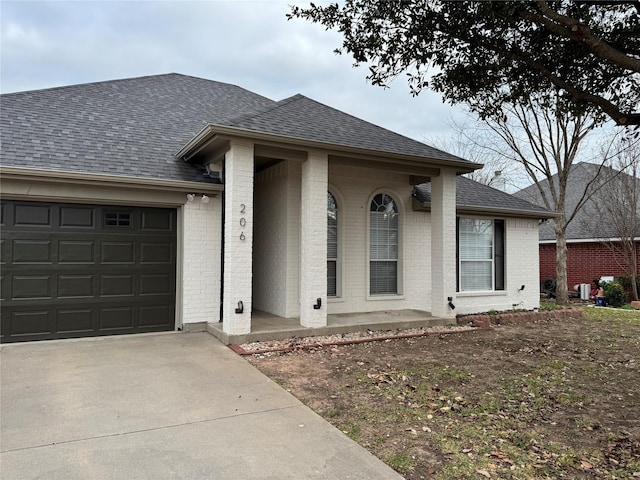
[
  {"left": 425, "top": 122, "right": 522, "bottom": 192},
  {"left": 489, "top": 97, "right": 615, "bottom": 304},
  {"left": 583, "top": 140, "right": 640, "bottom": 300}
]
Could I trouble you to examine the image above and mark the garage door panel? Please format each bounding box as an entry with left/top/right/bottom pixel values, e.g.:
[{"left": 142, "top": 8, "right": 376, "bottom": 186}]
[
  {"left": 139, "top": 304, "right": 173, "bottom": 328},
  {"left": 100, "top": 275, "right": 134, "bottom": 297},
  {"left": 14, "top": 204, "right": 52, "bottom": 227},
  {"left": 57, "top": 309, "right": 94, "bottom": 333},
  {"left": 140, "top": 243, "right": 172, "bottom": 264},
  {"left": 1, "top": 201, "right": 177, "bottom": 342},
  {"left": 140, "top": 274, "right": 172, "bottom": 295},
  {"left": 9, "top": 310, "right": 52, "bottom": 336},
  {"left": 59, "top": 241, "right": 95, "bottom": 263},
  {"left": 58, "top": 275, "right": 94, "bottom": 298},
  {"left": 141, "top": 209, "right": 173, "bottom": 231},
  {"left": 100, "top": 307, "right": 134, "bottom": 330},
  {"left": 1, "top": 239, "right": 7, "bottom": 264},
  {"left": 12, "top": 275, "right": 52, "bottom": 299},
  {"left": 12, "top": 240, "right": 52, "bottom": 264},
  {"left": 101, "top": 242, "right": 135, "bottom": 264},
  {"left": 60, "top": 206, "right": 95, "bottom": 228}
]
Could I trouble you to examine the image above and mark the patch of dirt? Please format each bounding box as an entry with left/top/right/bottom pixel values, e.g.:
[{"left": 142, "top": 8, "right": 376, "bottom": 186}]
[{"left": 247, "top": 312, "right": 640, "bottom": 479}]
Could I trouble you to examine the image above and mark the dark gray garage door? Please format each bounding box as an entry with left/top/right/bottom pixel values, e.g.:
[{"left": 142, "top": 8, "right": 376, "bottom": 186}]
[{"left": 1, "top": 201, "right": 177, "bottom": 343}]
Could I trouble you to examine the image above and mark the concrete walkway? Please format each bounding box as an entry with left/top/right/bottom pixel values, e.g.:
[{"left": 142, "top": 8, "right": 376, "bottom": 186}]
[{"left": 1, "top": 332, "right": 402, "bottom": 480}]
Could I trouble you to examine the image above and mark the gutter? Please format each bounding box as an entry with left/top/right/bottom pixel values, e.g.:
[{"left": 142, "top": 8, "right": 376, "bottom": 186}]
[
  {"left": 414, "top": 200, "right": 558, "bottom": 220},
  {"left": 0, "top": 166, "right": 224, "bottom": 195},
  {"left": 540, "top": 237, "right": 640, "bottom": 245}
]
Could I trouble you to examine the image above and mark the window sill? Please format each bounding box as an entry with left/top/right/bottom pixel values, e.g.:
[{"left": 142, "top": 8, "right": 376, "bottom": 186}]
[
  {"left": 328, "top": 297, "right": 344, "bottom": 303},
  {"left": 457, "top": 290, "right": 507, "bottom": 298},
  {"left": 366, "top": 294, "right": 405, "bottom": 301}
]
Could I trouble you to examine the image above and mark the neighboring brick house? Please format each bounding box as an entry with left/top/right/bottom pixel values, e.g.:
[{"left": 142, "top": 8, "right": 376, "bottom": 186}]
[
  {"left": 1, "top": 73, "right": 552, "bottom": 343},
  {"left": 515, "top": 162, "right": 640, "bottom": 289}
]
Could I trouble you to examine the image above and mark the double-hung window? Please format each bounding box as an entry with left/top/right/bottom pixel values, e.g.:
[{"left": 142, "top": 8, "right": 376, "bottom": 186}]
[
  {"left": 369, "top": 193, "right": 399, "bottom": 295},
  {"left": 327, "top": 192, "right": 338, "bottom": 297},
  {"left": 457, "top": 218, "right": 504, "bottom": 291}
]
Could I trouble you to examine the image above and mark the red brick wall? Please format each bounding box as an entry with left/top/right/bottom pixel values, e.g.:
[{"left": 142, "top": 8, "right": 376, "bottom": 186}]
[{"left": 539, "top": 241, "right": 640, "bottom": 287}]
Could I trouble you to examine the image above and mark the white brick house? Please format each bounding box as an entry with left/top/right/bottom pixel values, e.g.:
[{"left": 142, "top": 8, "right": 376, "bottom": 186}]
[{"left": 0, "top": 74, "right": 552, "bottom": 343}]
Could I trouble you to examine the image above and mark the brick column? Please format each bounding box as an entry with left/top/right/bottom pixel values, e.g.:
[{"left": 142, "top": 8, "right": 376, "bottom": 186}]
[
  {"left": 431, "top": 169, "right": 457, "bottom": 318},
  {"left": 223, "top": 140, "right": 254, "bottom": 335},
  {"left": 299, "top": 151, "right": 328, "bottom": 328}
]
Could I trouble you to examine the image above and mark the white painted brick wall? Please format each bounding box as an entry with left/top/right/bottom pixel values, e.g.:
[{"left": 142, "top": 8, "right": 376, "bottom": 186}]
[
  {"left": 182, "top": 196, "right": 222, "bottom": 324},
  {"left": 253, "top": 163, "right": 288, "bottom": 316},
  {"left": 456, "top": 217, "right": 541, "bottom": 314},
  {"left": 222, "top": 140, "right": 254, "bottom": 335},
  {"left": 325, "top": 164, "right": 431, "bottom": 315},
  {"left": 284, "top": 162, "right": 301, "bottom": 317},
  {"left": 430, "top": 170, "right": 457, "bottom": 318},
  {"left": 249, "top": 159, "right": 541, "bottom": 323},
  {"left": 299, "top": 151, "right": 328, "bottom": 327}
]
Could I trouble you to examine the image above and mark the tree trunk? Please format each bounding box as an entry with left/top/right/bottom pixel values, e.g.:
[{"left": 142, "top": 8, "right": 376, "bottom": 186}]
[
  {"left": 631, "top": 243, "right": 639, "bottom": 301},
  {"left": 555, "top": 224, "right": 569, "bottom": 305}
]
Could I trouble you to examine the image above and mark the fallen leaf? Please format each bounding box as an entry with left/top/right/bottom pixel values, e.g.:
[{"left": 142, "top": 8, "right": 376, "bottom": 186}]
[{"left": 476, "top": 469, "right": 491, "bottom": 478}]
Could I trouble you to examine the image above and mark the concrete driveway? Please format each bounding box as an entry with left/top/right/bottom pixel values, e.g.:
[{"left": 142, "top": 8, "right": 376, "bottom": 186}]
[{"left": 1, "top": 332, "right": 402, "bottom": 480}]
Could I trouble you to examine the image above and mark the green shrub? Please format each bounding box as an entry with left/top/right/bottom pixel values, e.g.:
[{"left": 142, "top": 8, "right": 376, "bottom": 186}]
[
  {"left": 616, "top": 275, "right": 639, "bottom": 296},
  {"left": 602, "top": 281, "right": 627, "bottom": 308}
]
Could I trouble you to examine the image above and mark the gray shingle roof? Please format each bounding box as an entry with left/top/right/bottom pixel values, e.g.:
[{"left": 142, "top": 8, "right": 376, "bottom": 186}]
[
  {"left": 414, "top": 175, "right": 552, "bottom": 216},
  {"left": 219, "top": 94, "right": 468, "bottom": 162},
  {"left": 514, "top": 162, "right": 640, "bottom": 240},
  {"left": 0, "top": 73, "right": 550, "bottom": 216},
  {"left": 1, "top": 73, "right": 275, "bottom": 183}
]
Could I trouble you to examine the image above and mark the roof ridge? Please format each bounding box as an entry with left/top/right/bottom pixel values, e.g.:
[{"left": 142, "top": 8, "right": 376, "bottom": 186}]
[
  {"left": 221, "top": 94, "right": 303, "bottom": 127},
  {"left": 0, "top": 73, "right": 248, "bottom": 97}
]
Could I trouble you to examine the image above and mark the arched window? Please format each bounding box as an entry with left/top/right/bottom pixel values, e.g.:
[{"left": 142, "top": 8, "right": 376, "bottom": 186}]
[
  {"left": 369, "top": 193, "right": 399, "bottom": 295},
  {"left": 327, "top": 192, "right": 338, "bottom": 297}
]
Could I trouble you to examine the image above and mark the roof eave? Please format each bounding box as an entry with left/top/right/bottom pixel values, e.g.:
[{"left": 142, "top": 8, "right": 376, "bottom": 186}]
[
  {"left": 0, "top": 166, "right": 224, "bottom": 195},
  {"left": 415, "top": 201, "right": 557, "bottom": 219},
  {"left": 540, "top": 237, "right": 640, "bottom": 244},
  {"left": 176, "top": 124, "right": 481, "bottom": 173}
]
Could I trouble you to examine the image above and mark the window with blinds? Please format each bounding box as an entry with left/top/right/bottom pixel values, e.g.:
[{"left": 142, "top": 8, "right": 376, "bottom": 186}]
[
  {"left": 457, "top": 218, "right": 505, "bottom": 291},
  {"left": 327, "top": 192, "right": 338, "bottom": 297},
  {"left": 370, "top": 193, "right": 399, "bottom": 295}
]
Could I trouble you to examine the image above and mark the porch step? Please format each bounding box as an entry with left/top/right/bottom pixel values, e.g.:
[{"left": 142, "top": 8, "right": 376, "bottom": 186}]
[{"left": 207, "top": 310, "right": 453, "bottom": 345}]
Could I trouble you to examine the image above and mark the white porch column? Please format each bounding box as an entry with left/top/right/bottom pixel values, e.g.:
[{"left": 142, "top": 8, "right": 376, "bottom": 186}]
[
  {"left": 299, "top": 151, "right": 328, "bottom": 327},
  {"left": 431, "top": 169, "right": 457, "bottom": 318},
  {"left": 223, "top": 140, "right": 254, "bottom": 335}
]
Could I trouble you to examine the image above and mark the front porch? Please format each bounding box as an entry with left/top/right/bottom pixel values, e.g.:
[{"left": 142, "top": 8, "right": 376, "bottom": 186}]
[{"left": 207, "top": 309, "right": 453, "bottom": 345}]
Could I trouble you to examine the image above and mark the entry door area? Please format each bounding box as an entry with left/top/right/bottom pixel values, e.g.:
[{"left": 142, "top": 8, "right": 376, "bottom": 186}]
[{"left": 1, "top": 201, "right": 177, "bottom": 343}]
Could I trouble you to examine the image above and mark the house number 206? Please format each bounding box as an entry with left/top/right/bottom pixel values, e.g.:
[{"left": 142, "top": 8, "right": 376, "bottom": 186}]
[{"left": 239, "top": 204, "right": 246, "bottom": 241}]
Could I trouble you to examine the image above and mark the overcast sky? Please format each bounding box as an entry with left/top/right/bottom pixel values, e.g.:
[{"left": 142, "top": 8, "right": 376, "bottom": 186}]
[{"left": 0, "top": 0, "right": 469, "bottom": 144}]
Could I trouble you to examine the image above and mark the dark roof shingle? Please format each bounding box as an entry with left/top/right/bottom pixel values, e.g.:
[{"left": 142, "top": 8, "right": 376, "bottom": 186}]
[
  {"left": 220, "top": 94, "right": 468, "bottom": 162},
  {"left": 1, "top": 73, "right": 275, "bottom": 183},
  {"left": 415, "top": 175, "right": 551, "bottom": 216}
]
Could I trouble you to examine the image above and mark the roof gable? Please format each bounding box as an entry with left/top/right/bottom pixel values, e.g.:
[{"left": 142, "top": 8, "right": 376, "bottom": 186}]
[
  {"left": 217, "top": 94, "right": 469, "bottom": 162},
  {"left": 514, "top": 162, "right": 640, "bottom": 240}
]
